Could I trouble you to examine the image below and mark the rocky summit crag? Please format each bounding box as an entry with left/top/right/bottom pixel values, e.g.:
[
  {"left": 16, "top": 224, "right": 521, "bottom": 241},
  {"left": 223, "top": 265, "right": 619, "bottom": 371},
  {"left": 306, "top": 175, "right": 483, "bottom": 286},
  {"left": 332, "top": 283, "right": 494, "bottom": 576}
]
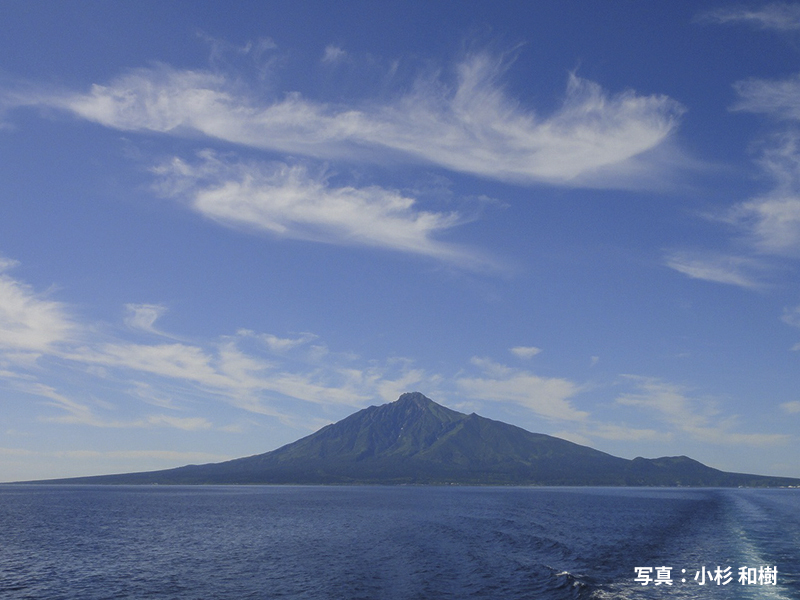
[{"left": 34, "top": 392, "right": 800, "bottom": 486}]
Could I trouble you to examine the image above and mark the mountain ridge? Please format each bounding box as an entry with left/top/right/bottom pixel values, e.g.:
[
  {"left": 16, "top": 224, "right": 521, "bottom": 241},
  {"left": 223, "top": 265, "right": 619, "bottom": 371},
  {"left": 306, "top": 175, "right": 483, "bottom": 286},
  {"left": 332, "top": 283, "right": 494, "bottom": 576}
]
[{"left": 25, "top": 392, "right": 800, "bottom": 487}]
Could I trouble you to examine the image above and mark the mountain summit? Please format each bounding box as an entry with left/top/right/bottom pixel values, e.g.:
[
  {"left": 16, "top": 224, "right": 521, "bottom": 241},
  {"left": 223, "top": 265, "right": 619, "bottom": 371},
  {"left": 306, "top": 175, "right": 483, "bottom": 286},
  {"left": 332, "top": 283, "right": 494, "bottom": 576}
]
[{"left": 36, "top": 393, "right": 800, "bottom": 486}]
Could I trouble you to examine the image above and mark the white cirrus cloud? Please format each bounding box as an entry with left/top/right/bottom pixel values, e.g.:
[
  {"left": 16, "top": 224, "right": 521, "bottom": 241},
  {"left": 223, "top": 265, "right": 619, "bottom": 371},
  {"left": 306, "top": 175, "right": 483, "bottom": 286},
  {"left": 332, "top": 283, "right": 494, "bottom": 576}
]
[
  {"left": 780, "top": 400, "right": 800, "bottom": 414},
  {"left": 322, "top": 45, "right": 347, "bottom": 64},
  {"left": 237, "top": 329, "right": 318, "bottom": 352},
  {"left": 14, "top": 52, "right": 684, "bottom": 188},
  {"left": 510, "top": 346, "right": 542, "bottom": 359},
  {"left": 124, "top": 303, "right": 168, "bottom": 335},
  {"left": 733, "top": 74, "right": 800, "bottom": 120},
  {"left": 76, "top": 342, "right": 231, "bottom": 389},
  {"left": 664, "top": 250, "right": 767, "bottom": 289},
  {"left": 729, "top": 195, "right": 800, "bottom": 256},
  {"left": 782, "top": 304, "right": 800, "bottom": 328},
  {"left": 0, "top": 259, "right": 423, "bottom": 422},
  {"left": 669, "top": 75, "right": 800, "bottom": 287},
  {"left": 53, "top": 449, "right": 230, "bottom": 462},
  {"left": 17, "top": 381, "right": 105, "bottom": 426},
  {"left": 617, "top": 375, "right": 789, "bottom": 446},
  {"left": 375, "top": 367, "right": 433, "bottom": 404},
  {"left": 722, "top": 133, "right": 800, "bottom": 257},
  {"left": 363, "top": 57, "right": 685, "bottom": 186},
  {"left": 66, "top": 335, "right": 376, "bottom": 416},
  {"left": 145, "top": 414, "right": 213, "bottom": 431},
  {"left": 16, "top": 381, "right": 207, "bottom": 431},
  {"left": 577, "top": 423, "right": 670, "bottom": 443},
  {"left": 0, "top": 258, "right": 76, "bottom": 355},
  {"left": 457, "top": 356, "right": 587, "bottom": 422},
  {"left": 699, "top": 3, "right": 800, "bottom": 30},
  {"left": 0, "top": 261, "right": 533, "bottom": 436},
  {"left": 127, "top": 381, "right": 181, "bottom": 410},
  {"left": 728, "top": 86, "right": 800, "bottom": 257},
  {"left": 154, "top": 152, "right": 493, "bottom": 268}
]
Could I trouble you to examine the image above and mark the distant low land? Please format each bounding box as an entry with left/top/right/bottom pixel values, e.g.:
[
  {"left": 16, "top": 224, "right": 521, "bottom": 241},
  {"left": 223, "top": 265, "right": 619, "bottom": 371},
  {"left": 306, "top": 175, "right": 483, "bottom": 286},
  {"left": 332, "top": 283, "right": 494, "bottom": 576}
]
[{"left": 23, "top": 393, "right": 800, "bottom": 487}]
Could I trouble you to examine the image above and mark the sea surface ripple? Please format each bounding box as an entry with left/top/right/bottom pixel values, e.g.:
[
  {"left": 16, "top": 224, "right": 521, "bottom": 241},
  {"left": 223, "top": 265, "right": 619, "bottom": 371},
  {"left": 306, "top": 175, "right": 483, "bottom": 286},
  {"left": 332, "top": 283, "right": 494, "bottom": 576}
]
[{"left": 0, "top": 485, "right": 797, "bottom": 599}]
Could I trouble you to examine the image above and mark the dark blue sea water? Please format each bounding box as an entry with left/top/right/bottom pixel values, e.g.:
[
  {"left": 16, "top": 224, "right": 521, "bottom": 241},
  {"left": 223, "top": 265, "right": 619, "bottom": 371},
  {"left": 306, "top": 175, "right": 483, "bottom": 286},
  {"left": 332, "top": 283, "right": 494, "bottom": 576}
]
[{"left": 0, "top": 486, "right": 798, "bottom": 599}]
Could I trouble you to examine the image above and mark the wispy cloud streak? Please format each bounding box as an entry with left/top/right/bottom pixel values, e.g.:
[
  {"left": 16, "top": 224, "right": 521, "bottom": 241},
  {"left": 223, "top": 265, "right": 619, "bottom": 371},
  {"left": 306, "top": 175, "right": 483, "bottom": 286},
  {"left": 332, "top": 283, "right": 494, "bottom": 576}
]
[
  {"left": 124, "top": 303, "right": 169, "bottom": 335},
  {"left": 0, "top": 258, "right": 76, "bottom": 356},
  {"left": 15, "top": 53, "right": 684, "bottom": 187},
  {"left": 617, "top": 375, "right": 789, "bottom": 446},
  {"left": 154, "top": 152, "right": 491, "bottom": 267},
  {"left": 734, "top": 74, "right": 800, "bottom": 120},
  {"left": 728, "top": 74, "right": 800, "bottom": 257},
  {"left": 664, "top": 250, "right": 767, "bottom": 289},
  {"left": 456, "top": 356, "right": 587, "bottom": 421},
  {"left": 667, "top": 67, "right": 800, "bottom": 284},
  {"left": 699, "top": 3, "right": 800, "bottom": 30}
]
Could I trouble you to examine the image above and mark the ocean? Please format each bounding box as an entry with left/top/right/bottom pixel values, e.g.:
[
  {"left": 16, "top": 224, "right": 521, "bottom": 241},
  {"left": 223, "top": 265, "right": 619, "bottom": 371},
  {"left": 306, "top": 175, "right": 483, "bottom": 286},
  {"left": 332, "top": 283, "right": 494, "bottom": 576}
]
[{"left": 0, "top": 485, "right": 797, "bottom": 599}]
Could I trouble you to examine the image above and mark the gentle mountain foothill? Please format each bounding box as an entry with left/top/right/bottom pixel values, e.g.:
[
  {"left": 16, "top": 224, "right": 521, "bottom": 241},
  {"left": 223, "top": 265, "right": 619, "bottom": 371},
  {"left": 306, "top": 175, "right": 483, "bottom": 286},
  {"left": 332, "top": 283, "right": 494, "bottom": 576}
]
[{"left": 31, "top": 393, "right": 800, "bottom": 487}]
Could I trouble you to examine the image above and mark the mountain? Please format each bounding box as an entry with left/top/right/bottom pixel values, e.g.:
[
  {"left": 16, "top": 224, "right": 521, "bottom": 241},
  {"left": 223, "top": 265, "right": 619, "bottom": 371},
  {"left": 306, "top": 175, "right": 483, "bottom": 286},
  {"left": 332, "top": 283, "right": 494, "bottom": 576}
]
[{"left": 33, "top": 392, "right": 800, "bottom": 486}]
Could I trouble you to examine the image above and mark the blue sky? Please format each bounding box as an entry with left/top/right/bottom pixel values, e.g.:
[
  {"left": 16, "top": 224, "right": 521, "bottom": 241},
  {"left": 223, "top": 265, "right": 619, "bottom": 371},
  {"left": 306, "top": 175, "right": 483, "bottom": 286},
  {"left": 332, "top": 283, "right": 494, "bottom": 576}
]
[{"left": 2, "top": 1, "right": 800, "bottom": 482}]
